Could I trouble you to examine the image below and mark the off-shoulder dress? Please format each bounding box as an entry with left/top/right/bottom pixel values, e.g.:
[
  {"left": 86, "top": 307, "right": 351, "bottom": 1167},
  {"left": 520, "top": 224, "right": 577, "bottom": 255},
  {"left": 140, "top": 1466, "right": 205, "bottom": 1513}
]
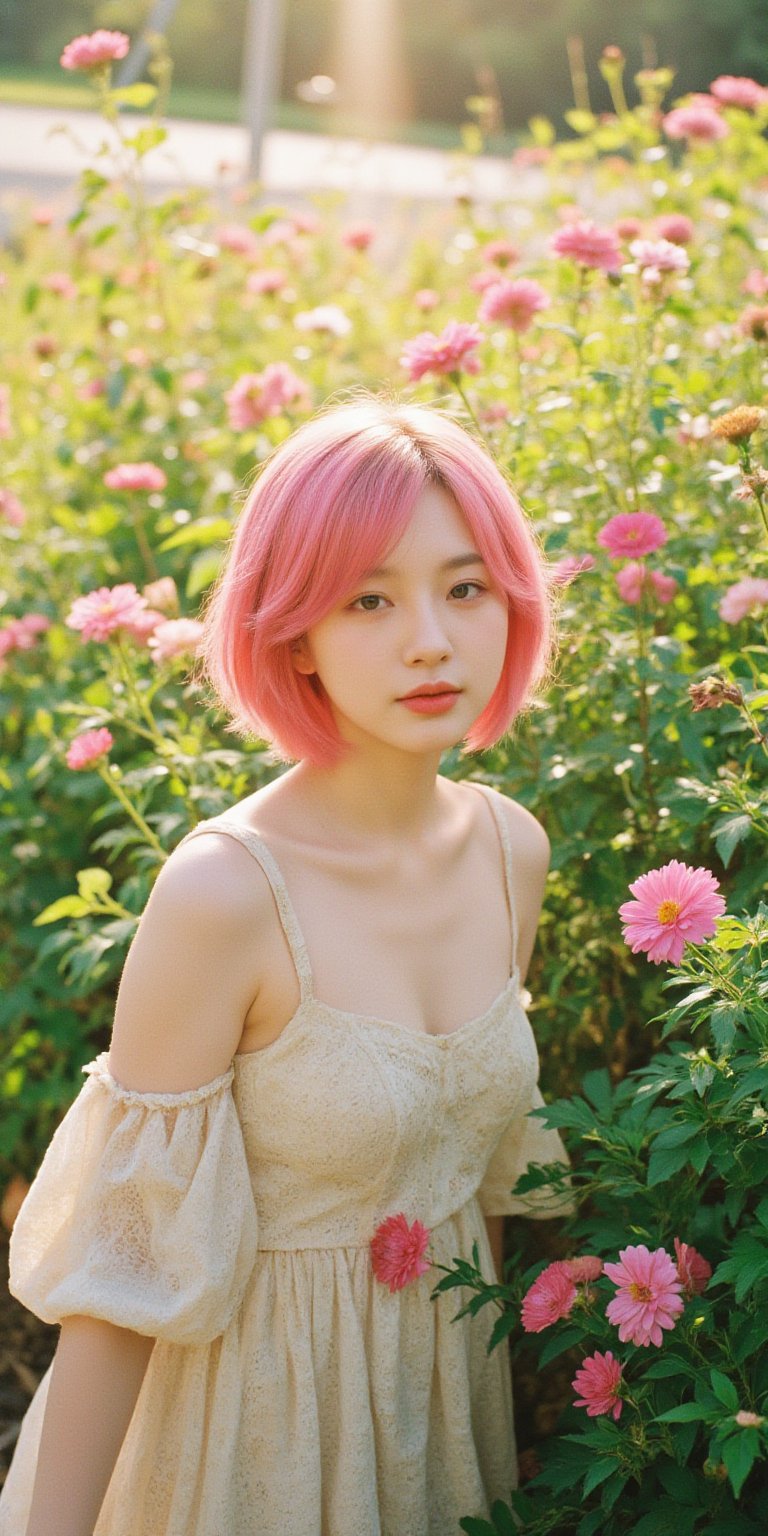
[{"left": 0, "top": 780, "right": 572, "bottom": 1535}]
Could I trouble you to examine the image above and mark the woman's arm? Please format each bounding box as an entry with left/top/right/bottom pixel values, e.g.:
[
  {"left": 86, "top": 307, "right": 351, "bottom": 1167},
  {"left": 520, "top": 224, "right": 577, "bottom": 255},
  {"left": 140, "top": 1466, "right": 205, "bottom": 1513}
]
[{"left": 25, "top": 1317, "right": 155, "bottom": 1536}]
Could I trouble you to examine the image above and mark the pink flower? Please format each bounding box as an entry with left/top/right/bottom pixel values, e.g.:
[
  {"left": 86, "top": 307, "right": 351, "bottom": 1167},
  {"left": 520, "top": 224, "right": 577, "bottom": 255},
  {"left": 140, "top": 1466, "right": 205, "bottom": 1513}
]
[
  {"left": 614, "top": 217, "right": 644, "bottom": 241},
  {"left": 65, "top": 727, "right": 114, "bottom": 770},
  {"left": 598, "top": 511, "right": 668, "bottom": 559},
  {"left": 549, "top": 220, "right": 623, "bottom": 273},
  {"left": 121, "top": 608, "right": 166, "bottom": 643},
  {"left": 481, "top": 239, "right": 519, "bottom": 268},
  {"left": 142, "top": 577, "right": 179, "bottom": 615},
  {"left": 616, "top": 562, "right": 678, "bottom": 605},
  {"left": 521, "top": 1262, "right": 577, "bottom": 1332},
  {"left": 65, "top": 583, "right": 148, "bottom": 643},
  {"left": 572, "top": 1350, "right": 623, "bottom": 1420},
  {"left": 43, "top": 272, "right": 77, "bottom": 299},
  {"left": 147, "top": 618, "right": 205, "bottom": 664},
  {"left": 737, "top": 305, "right": 768, "bottom": 341},
  {"left": 341, "top": 222, "right": 376, "bottom": 251},
  {"left": 60, "top": 30, "right": 130, "bottom": 72},
  {"left": 512, "top": 146, "right": 551, "bottom": 169},
  {"left": 619, "top": 859, "right": 726, "bottom": 966},
  {"left": 662, "top": 103, "right": 728, "bottom": 142},
  {"left": 479, "top": 277, "right": 551, "bottom": 332},
  {"left": 400, "top": 320, "right": 483, "bottom": 382},
  {"left": 0, "top": 489, "right": 26, "bottom": 527},
  {"left": 551, "top": 553, "right": 596, "bottom": 585},
  {"left": 629, "top": 238, "right": 690, "bottom": 276},
  {"left": 104, "top": 462, "right": 167, "bottom": 493},
  {"left": 719, "top": 577, "right": 768, "bottom": 623},
  {"left": 370, "top": 1213, "right": 432, "bottom": 1293},
  {"left": 653, "top": 214, "right": 694, "bottom": 246},
  {"left": 735, "top": 1410, "right": 765, "bottom": 1427},
  {"left": 414, "top": 288, "right": 440, "bottom": 312},
  {"left": 604, "top": 1245, "right": 684, "bottom": 1347},
  {"left": 214, "top": 223, "right": 260, "bottom": 258},
  {"left": 674, "top": 1238, "right": 712, "bottom": 1299},
  {"left": 0, "top": 614, "right": 50, "bottom": 660},
  {"left": 710, "top": 76, "right": 768, "bottom": 112},
  {"left": 32, "top": 205, "right": 55, "bottom": 226},
  {"left": 470, "top": 269, "right": 503, "bottom": 295},
  {"left": 563, "top": 1255, "right": 603, "bottom": 1284},
  {"left": 225, "top": 363, "right": 310, "bottom": 430},
  {"left": 742, "top": 269, "right": 768, "bottom": 298},
  {"left": 246, "top": 268, "right": 287, "bottom": 295}
]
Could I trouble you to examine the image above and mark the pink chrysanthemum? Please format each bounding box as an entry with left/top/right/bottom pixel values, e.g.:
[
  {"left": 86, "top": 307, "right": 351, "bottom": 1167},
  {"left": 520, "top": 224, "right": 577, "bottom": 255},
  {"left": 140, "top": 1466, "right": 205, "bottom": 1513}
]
[
  {"left": 66, "top": 727, "right": 114, "bottom": 770},
  {"left": 549, "top": 220, "right": 623, "bottom": 273},
  {"left": 551, "top": 553, "right": 596, "bottom": 585},
  {"left": 629, "top": 238, "right": 690, "bottom": 276},
  {"left": 370, "top": 1213, "right": 432, "bottom": 1293},
  {"left": 65, "top": 583, "right": 148, "bottom": 643},
  {"left": 481, "top": 239, "right": 520, "bottom": 268},
  {"left": 563, "top": 1255, "right": 603, "bottom": 1284},
  {"left": 619, "top": 859, "right": 726, "bottom": 966},
  {"left": 400, "top": 320, "right": 483, "bottom": 382},
  {"left": 60, "top": 30, "right": 130, "bottom": 72},
  {"left": 341, "top": 222, "right": 376, "bottom": 251},
  {"left": 604, "top": 1245, "right": 684, "bottom": 1347},
  {"left": 616, "top": 563, "right": 678, "bottom": 605},
  {"left": 414, "top": 288, "right": 440, "bottom": 312},
  {"left": 247, "top": 268, "right": 287, "bottom": 295},
  {"left": 572, "top": 1350, "right": 623, "bottom": 1420},
  {"left": 0, "top": 488, "right": 26, "bottom": 527},
  {"left": 653, "top": 214, "right": 695, "bottom": 246},
  {"left": 598, "top": 511, "right": 668, "bottom": 559},
  {"left": 710, "top": 76, "right": 768, "bottom": 112},
  {"left": 479, "top": 277, "right": 551, "bottom": 332},
  {"left": 662, "top": 103, "right": 728, "bottom": 142},
  {"left": 742, "top": 268, "right": 768, "bottom": 298},
  {"left": 719, "top": 577, "right": 768, "bottom": 623},
  {"left": 147, "top": 618, "right": 206, "bottom": 664},
  {"left": 521, "top": 1262, "right": 577, "bottom": 1333},
  {"left": 225, "top": 363, "right": 310, "bottom": 430},
  {"left": 214, "top": 222, "right": 260, "bottom": 257},
  {"left": 674, "top": 1238, "right": 712, "bottom": 1299},
  {"left": 104, "top": 462, "right": 167, "bottom": 493},
  {"left": 0, "top": 614, "right": 50, "bottom": 660}
]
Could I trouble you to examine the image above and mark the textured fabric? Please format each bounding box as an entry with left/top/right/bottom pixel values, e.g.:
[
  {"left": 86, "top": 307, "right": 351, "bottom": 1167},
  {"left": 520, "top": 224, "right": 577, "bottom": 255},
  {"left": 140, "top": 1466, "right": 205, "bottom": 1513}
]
[{"left": 0, "top": 780, "right": 573, "bottom": 1536}]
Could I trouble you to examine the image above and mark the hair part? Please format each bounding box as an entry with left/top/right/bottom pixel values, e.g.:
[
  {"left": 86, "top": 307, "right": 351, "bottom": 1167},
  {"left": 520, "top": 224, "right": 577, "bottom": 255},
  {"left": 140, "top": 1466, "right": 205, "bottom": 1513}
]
[{"left": 192, "top": 388, "right": 559, "bottom": 767}]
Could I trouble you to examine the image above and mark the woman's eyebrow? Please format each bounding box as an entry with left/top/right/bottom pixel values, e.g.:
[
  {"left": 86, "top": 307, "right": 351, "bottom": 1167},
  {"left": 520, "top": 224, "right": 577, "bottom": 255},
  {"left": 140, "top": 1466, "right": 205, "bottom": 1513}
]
[{"left": 362, "top": 552, "right": 486, "bottom": 580}]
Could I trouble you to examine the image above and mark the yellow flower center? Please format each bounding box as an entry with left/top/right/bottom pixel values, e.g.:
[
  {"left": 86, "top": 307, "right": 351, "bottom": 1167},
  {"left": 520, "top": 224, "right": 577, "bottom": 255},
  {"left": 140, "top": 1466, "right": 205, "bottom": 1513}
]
[
  {"left": 629, "top": 1282, "right": 653, "bottom": 1303},
  {"left": 657, "top": 899, "right": 681, "bottom": 925}
]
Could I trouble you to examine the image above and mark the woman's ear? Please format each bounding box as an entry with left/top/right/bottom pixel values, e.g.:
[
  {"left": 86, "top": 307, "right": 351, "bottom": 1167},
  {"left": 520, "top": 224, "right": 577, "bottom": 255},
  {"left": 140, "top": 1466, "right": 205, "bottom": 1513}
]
[{"left": 290, "top": 638, "right": 316, "bottom": 676}]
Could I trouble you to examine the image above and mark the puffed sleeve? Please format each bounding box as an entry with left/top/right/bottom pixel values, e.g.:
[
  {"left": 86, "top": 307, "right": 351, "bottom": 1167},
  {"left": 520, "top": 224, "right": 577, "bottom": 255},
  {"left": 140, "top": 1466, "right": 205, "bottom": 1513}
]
[
  {"left": 7, "top": 1052, "right": 259, "bottom": 1346},
  {"left": 478, "top": 1083, "right": 576, "bottom": 1219}
]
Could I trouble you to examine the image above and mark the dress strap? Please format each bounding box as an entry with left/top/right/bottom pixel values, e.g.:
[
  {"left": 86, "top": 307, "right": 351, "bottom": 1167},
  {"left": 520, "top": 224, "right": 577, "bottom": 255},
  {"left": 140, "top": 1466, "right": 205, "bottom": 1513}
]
[
  {"left": 458, "top": 781, "right": 520, "bottom": 980},
  {"left": 176, "top": 818, "right": 314, "bottom": 1006}
]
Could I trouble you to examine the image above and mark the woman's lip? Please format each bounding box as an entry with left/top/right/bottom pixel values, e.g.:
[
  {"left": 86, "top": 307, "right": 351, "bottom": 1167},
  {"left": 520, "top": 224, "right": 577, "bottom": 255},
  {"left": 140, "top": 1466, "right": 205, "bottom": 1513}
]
[{"left": 398, "top": 688, "right": 461, "bottom": 699}]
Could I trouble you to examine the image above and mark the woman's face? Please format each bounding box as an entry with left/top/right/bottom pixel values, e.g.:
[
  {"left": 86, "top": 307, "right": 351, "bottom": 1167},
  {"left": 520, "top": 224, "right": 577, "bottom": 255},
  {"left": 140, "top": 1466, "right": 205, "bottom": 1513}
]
[{"left": 291, "top": 482, "right": 510, "bottom": 758}]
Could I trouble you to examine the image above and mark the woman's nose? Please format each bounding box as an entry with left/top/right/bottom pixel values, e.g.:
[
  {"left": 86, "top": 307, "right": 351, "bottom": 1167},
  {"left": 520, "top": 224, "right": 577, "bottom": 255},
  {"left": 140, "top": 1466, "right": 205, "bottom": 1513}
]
[{"left": 402, "top": 603, "right": 453, "bottom": 663}]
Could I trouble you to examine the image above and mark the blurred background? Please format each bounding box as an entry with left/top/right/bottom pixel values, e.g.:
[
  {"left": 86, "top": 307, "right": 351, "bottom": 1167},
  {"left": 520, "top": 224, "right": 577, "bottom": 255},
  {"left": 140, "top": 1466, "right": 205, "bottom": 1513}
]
[{"left": 1, "top": 0, "right": 767, "bottom": 151}]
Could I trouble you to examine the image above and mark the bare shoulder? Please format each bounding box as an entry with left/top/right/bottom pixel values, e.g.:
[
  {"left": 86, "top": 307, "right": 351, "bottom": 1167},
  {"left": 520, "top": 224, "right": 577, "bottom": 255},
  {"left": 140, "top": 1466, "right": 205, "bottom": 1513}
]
[
  {"left": 107, "top": 826, "right": 274, "bottom": 1094},
  {"left": 472, "top": 784, "right": 551, "bottom": 874}
]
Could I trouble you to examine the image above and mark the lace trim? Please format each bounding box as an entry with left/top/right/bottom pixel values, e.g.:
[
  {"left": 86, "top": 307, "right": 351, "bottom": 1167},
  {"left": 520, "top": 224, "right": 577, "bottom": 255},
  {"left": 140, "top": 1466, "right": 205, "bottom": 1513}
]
[{"left": 82, "top": 1051, "right": 235, "bottom": 1108}]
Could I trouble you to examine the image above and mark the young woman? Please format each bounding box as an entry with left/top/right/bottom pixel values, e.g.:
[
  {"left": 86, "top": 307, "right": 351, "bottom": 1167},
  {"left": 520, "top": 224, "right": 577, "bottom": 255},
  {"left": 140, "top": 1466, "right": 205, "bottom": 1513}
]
[{"left": 1, "top": 393, "right": 573, "bottom": 1536}]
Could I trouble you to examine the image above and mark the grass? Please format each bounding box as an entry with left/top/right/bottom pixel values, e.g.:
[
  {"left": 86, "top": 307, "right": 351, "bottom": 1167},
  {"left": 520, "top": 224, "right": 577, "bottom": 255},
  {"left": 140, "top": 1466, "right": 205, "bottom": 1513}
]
[{"left": 0, "top": 66, "right": 521, "bottom": 154}]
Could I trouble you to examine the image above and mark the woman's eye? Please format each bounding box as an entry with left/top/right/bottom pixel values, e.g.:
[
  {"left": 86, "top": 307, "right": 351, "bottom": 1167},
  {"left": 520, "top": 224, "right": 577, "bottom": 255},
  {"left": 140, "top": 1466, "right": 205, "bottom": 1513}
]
[{"left": 349, "top": 582, "right": 485, "bottom": 613}]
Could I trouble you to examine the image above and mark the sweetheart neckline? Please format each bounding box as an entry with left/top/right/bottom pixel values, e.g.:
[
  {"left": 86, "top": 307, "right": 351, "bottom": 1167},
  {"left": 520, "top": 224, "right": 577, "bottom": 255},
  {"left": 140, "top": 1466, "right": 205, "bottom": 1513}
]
[{"left": 233, "top": 966, "right": 524, "bottom": 1062}]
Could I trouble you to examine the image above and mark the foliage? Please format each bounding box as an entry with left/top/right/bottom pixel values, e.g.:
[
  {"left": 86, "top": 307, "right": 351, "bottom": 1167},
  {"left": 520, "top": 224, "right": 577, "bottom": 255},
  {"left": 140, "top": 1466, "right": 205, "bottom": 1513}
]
[{"left": 1, "top": 34, "right": 768, "bottom": 1528}]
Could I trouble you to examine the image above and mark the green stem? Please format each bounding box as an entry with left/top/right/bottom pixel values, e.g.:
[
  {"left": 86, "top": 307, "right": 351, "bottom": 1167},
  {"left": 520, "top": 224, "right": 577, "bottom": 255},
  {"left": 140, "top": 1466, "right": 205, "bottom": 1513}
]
[
  {"left": 94, "top": 762, "right": 167, "bottom": 859},
  {"left": 450, "top": 376, "right": 491, "bottom": 445}
]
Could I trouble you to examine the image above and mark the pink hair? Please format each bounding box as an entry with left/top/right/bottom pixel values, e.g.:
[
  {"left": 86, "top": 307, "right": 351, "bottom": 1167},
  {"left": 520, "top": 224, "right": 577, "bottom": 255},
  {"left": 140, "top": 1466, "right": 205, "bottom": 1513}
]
[{"left": 194, "top": 392, "right": 557, "bottom": 767}]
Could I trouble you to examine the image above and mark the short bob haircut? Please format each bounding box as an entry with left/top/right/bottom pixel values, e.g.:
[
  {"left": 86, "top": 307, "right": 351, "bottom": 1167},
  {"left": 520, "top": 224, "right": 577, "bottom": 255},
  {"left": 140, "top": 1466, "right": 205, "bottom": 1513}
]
[{"left": 194, "top": 390, "right": 557, "bottom": 768}]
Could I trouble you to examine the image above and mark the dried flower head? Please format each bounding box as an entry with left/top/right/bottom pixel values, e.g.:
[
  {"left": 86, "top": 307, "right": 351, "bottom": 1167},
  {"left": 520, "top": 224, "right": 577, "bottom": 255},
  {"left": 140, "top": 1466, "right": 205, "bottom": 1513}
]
[
  {"left": 689, "top": 676, "right": 745, "bottom": 712},
  {"left": 710, "top": 406, "right": 766, "bottom": 442}
]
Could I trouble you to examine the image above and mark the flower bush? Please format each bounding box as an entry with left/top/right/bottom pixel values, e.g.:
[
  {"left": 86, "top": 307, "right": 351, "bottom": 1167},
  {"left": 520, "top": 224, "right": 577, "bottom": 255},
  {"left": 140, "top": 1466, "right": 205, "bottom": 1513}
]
[{"left": 1, "top": 33, "right": 767, "bottom": 1524}]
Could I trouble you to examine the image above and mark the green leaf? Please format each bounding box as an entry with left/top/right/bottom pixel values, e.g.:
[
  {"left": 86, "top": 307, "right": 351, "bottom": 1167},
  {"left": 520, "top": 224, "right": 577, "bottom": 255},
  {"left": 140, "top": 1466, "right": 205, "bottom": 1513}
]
[
  {"left": 655, "top": 1403, "right": 709, "bottom": 1423},
  {"left": 647, "top": 1143, "right": 695, "bottom": 1186},
  {"left": 76, "top": 868, "right": 113, "bottom": 903},
  {"left": 721, "top": 1429, "right": 759, "bottom": 1498},
  {"left": 109, "top": 83, "right": 158, "bottom": 109},
  {"left": 714, "top": 814, "right": 753, "bottom": 868},
  {"left": 583, "top": 1458, "right": 618, "bottom": 1497},
  {"left": 33, "top": 895, "right": 91, "bottom": 925},
  {"left": 710, "top": 1370, "right": 739, "bottom": 1410}
]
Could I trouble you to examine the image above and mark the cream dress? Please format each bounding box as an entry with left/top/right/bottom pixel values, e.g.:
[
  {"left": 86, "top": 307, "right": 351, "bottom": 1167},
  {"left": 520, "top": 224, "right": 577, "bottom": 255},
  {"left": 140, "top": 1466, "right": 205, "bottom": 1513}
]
[{"left": 1, "top": 781, "right": 572, "bottom": 1536}]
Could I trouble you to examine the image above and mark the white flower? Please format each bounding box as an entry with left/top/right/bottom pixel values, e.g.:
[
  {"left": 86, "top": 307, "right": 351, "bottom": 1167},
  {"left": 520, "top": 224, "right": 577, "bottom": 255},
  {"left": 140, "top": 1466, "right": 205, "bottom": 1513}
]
[{"left": 294, "top": 305, "right": 353, "bottom": 336}]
